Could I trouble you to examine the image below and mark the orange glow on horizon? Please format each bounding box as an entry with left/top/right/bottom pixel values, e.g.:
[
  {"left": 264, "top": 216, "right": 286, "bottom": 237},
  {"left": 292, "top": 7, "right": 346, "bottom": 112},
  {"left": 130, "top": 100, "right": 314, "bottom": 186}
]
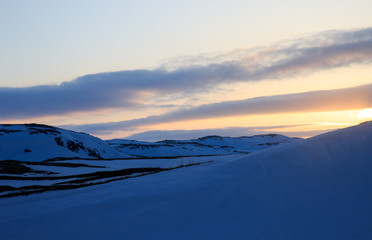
[
  {"left": 91, "top": 110, "right": 365, "bottom": 139},
  {"left": 357, "top": 108, "right": 372, "bottom": 120}
]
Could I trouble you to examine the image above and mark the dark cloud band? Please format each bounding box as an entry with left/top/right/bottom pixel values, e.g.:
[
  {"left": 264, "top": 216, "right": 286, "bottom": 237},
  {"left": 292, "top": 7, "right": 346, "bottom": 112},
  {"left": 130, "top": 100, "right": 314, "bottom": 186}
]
[{"left": 1, "top": 27, "right": 372, "bottom": 119}]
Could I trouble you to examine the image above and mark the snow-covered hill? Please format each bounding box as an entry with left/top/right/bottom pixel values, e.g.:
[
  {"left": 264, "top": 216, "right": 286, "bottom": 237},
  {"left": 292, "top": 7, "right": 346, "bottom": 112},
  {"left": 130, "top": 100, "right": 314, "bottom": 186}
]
[
  {"left": 0, "top": 124, "right": 126, "bottom": 161},
  {"left": 0, "top": 124, "right": 296, "bottom": 161},
  {"left": 1, "top": 122, "right": 371, "bottom": 239},
  {"left": 107, "top": 134, "right": 297, "bottom": 157}
]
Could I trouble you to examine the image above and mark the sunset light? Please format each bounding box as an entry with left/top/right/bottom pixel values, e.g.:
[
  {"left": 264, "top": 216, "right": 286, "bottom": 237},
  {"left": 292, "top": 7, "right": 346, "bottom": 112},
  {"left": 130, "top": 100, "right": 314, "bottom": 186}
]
[
  {"left": 358, "top": 108, "right": 372, "bottom": 120},
  {"left": 0, "top": 0, "right": 371, "bottom": 140},
  {"left": 1, "top": 1, "right": 372, "bottom": 239}
]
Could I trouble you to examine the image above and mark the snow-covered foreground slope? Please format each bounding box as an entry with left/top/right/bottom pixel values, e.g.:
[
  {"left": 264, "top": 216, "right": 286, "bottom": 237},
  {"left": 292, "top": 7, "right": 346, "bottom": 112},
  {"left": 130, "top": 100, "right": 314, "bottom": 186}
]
[
  {"left": 1, "top": 122, "right": 372, "bottom": 239},
  {"left": 0, "top": 124, "right": 127, "bottom": 161},
  {"left": 107, "top": 134, "right": 297, "bottom": 157}
]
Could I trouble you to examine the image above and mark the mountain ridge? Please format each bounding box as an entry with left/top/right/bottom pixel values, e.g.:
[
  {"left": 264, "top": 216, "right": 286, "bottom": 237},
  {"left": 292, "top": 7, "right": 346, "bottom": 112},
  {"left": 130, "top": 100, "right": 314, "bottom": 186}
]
[
  {"left": 107, "top": 133, "right": 298, "bottom": 157},
  {"left": 0, "top": 123, "right": 298, "bottom": 161}
]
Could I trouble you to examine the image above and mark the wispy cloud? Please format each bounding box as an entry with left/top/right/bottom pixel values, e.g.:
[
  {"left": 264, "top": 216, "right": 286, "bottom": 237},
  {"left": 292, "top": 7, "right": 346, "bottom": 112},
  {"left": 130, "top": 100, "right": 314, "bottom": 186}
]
[
  {"left": 1, "top": 27, "right": 372, "bottom": 119},
  {"left": 64, "top": 83, "right": 372, "bottom": 134}
]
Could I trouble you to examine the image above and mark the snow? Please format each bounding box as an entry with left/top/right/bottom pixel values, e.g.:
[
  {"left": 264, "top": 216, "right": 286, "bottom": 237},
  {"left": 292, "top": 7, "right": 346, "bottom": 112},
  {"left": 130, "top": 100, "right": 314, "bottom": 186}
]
[
  {"left": 0, "top": 122, "right": 372, "bottom": 239},
  {"left": 0, "top": 155, "right": 244, "bottom": 189},
  {"left": 58, "top": 154, "right": 242, "bottom": 170},
  {"left": 0, "top": 124, "right": 127, "bottom": 161},
  {"left": 107, "top": 134, "right": 297, "bottom": 157},
  {"left": 0, "top": 124, "right": 295, "bottom": 161}
]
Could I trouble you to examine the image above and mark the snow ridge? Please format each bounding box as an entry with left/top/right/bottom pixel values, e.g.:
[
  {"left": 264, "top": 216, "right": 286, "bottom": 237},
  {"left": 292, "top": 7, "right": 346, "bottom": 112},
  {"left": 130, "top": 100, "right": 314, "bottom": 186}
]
[{"left": 107, "top": 134, "right": 298, "bottom": 157}]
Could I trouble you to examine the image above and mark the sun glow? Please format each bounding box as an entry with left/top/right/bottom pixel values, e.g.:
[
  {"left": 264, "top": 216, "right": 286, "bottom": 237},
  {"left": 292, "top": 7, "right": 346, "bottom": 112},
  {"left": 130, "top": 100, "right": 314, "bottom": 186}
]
[{"left": 357, "top": 108, "right": 372, "bottom": 120}]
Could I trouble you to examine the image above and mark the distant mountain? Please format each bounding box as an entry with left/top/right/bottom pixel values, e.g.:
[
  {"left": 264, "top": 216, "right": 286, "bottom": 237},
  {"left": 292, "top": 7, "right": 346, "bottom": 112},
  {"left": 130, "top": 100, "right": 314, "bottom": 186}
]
[
  {"left": 0, "top": 124, "right": 127, "bottom": 161},
  {"left": 107, "top": 134, "right": 298, "bottom": 157},
  {"left": 126, "top": 127, "right": 327, "bottom": 141}
]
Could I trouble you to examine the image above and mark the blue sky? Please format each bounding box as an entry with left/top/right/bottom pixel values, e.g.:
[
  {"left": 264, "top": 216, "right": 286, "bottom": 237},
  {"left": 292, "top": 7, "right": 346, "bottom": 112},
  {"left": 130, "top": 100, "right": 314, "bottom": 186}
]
[{"left": 1, "top": 1, "right": 372, "bottom": 139}]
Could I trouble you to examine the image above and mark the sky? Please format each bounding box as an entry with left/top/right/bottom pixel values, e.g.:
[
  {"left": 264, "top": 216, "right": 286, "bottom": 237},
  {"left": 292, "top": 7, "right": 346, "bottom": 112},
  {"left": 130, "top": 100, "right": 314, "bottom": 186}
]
[{"left": 1, "top": 0, "right": 372, "bottom": 140}]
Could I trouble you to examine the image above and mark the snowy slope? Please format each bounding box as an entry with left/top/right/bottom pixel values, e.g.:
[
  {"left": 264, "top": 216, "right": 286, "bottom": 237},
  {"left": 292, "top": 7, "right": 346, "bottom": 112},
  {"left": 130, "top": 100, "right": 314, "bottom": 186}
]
[
  {"left": 0, "top": 124, "right": 127, "bottom": 161},
  {"left": 107, "top": 134, "right": 297, "bottom": 157},
  {"left": 0, "top": 122, "right": 371, "bottom": 239}
]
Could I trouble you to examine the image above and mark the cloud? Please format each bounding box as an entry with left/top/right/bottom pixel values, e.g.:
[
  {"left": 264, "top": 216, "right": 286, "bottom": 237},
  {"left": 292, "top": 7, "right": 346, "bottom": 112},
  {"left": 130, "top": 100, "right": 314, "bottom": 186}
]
[
  {"left": 1, "top": 27, "right": 372, "bottom": 119},
  {"left": 64, "top": 83, "right": 372, "bottom": 134}
]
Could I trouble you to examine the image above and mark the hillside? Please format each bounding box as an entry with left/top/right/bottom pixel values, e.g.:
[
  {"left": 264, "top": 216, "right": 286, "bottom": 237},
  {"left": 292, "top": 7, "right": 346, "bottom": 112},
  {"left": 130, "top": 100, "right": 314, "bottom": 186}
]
[
  {"left": 0, "top": 124, "right": 126, "bottom": 161},
  {"left": 0, "top": 124, "right": 297, "bottom": 161},
  {"left": 107, "top": 134, "right": 297, "bottom": 157}
]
